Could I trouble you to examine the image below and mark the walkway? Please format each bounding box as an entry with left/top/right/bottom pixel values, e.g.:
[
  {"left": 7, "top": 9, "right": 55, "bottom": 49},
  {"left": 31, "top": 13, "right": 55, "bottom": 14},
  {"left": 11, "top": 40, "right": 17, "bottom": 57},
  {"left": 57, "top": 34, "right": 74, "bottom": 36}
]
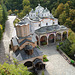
[
  {"left": 38, "top": 45, "right": 75, "bottom": 75},
  {"left": 0, "top": 16, "right": 16, "bottom": 64}
]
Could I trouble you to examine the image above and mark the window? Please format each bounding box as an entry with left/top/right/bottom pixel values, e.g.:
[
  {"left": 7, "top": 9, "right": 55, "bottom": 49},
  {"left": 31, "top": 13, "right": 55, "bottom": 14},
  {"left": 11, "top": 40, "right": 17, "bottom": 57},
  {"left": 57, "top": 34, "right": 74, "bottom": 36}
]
[
  {"left": 46, "top": 23, "right": 48, "bottom": 25},
  {"left": 53, "top": 22, "right": 55, "bottom": 24},
  {"left": 39, "top": 24, "right": 41, "bottom": 27}
]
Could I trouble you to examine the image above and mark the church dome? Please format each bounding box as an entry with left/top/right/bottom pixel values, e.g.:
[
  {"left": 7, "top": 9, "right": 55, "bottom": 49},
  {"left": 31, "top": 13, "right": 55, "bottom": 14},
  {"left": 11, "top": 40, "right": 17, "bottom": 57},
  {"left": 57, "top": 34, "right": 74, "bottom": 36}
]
[{"left": 24, "top": 44, "right": 33, "bottom": 50}]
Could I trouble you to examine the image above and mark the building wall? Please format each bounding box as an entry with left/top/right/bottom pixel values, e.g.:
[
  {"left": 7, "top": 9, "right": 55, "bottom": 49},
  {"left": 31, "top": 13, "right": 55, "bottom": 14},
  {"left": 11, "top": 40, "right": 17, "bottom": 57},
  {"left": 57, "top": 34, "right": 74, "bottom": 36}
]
[
  {"left": 16, "top": 24, "right": 30, "bottom": 38},
  {"left": 11, "top": 41, "right": 18, "bottom": 52},
  {"left": 53, "top": 19, "right": 58, "bottom": 25},
  {"left": 20, "top": 41, "right": 37, "bottom": 50},
  {"left": 41, "top": 18, "right": 53, "bottom": 27},
  {"left": 33, "top": 22, "right": 41, "bottom": 30},
  {"left": 18, "top": 55, "right": 43, "bottom": 64}
]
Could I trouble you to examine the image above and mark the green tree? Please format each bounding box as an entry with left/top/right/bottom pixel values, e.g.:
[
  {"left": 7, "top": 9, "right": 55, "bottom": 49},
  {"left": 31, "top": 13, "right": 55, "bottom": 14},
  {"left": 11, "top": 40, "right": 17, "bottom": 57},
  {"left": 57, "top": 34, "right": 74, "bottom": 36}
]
[
  {"left": 0, "top": 28, "right": 3, "bottom": 40},
  {"left": 70, "top": 43, "right": 75, "bottom": 56},
  {"left": 59, "top": 11, "right": 67, "bottom": 25},
  {"left": 68, "top": 31, "right": 75, "bottom": 43},
  {"left": 64, "top": 3, "right": 69, "bottom": 17},
  {"left": 13, "top": 9, "right": 19, "bottom": 15},
  {"left": 18, "top": 5, "right": 31, "bottom": 18},
  {"left": 69, "top": 9, "right": 75, "bottom": 20},
  {"left": 54, "top": 3, "right": 64, "bottom": 18},
  {"left": 1, "top": 4, "right": 8, "bottom": 27},
  {"left": 23, "top": 0, "right": 30, "bottom": 8},
  {"left": 64, "top": 18, "right": 72, "bottom": 28},
  {"left": 0, "top": 62, "right": 31, "bottom": 75},
  {"left": 8, "top": 9, "right": 12, "bottom": 15},
  {"left": 0, "top": 4, "right": 3, "bottom": 23}
]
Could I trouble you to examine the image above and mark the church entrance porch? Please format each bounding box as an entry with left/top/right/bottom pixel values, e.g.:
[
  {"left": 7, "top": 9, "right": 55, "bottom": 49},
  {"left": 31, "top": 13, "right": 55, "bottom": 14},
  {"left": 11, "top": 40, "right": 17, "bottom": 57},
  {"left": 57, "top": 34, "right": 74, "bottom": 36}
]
[
  {"left": 48, "top": 34, "right": 54, "bottom": 43},
  {"left": 63, "top": 31, "right": 67, "bottom": 40},
  {"left": 56, "top": 33, "right": 61, "bottom": 42},
  {"left": 40, "top": 36, "right": 47, "bottom": 45},
  {"left": 36, "top": 30, "right": 68, "bottom": 46}
]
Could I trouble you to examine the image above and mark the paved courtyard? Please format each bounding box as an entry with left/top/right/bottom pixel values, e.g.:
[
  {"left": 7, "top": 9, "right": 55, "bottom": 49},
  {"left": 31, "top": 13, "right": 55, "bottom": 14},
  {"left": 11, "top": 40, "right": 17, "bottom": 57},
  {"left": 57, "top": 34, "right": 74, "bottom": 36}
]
[
  {"left": 38, "top": 45, "right": 75, "bottom": 75},
  {"left": 0, "top": 16, "right": 16, "bottom": 63}
]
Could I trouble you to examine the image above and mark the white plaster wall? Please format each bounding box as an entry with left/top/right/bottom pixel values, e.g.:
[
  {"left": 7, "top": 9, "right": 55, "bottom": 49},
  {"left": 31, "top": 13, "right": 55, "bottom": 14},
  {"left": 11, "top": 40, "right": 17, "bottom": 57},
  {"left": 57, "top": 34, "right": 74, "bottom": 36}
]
[
  {"left": 29, "top": 13, "right": 36, "bottom": 19},
  {"left": 33, "top": 22, "right": 41, "bottom": 30},
  {"left": 54, "top": 19, "right": 58, "bottom": 25},
  {"left": 30, "top": 22, "right": 35, "bottom": 33},
  {"left": 35, "top": 8, "right": 44, "bottom": 16},
  {"left": 24, "top": 18, "right": 30, "bottom": 24},
  {"left": 41, "top": 19, "right": 53, "bottom": 27}
]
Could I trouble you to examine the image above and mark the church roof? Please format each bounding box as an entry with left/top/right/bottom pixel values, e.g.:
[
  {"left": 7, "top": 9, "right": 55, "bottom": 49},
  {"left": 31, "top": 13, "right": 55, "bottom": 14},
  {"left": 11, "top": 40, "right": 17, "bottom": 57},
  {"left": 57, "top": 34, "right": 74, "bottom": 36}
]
[
  {"left": 35, "top": 4, "right": 44, "bottom": 10},
  {"left": 42, "top": 8, "right": 49, "bottom": 13},
  {"left": 24, "top": 44, "right": 33, "bottom": 50},
  {"left": 35, "top": 25, "right": 68, "bottom": 35},
  {"left": 30, "top": 9, "right": 35, "bottom": 13},
  {"left": 11, "top": 37, "right": 19, "bottom": 46},
  {"left": 12, "top": 47, "right": 43, "bottom": 61}
]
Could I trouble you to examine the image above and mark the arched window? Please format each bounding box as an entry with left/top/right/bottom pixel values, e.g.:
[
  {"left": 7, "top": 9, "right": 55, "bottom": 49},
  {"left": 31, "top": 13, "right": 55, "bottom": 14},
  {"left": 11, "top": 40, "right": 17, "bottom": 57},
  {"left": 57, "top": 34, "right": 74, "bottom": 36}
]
[
  {"left": 46, "top": 23, "right": 48, "bottom": 25},
  {"left": 24, "top": 61, "right": 32, "bottom": 67}
]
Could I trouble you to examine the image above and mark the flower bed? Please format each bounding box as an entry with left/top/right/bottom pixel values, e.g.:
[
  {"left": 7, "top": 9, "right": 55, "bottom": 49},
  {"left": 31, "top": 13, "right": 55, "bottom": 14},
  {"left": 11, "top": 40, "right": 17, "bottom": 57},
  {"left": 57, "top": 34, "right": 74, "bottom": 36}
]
[
  {"left": 56, "top": 43, "right": 75, "bottom": 66},
  {"left": 43, "top": 55, "right": 49, "bottom": 62}
]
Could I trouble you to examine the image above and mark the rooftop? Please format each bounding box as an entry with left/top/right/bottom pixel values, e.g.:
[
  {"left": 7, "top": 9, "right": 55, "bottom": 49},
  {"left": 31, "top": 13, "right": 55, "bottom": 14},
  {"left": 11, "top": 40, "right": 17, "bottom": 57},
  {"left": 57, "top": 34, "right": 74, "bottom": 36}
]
[
  {"left": 35, "top": 25, "right": 68, "bottom": 35},
  {"left": 12, "top": 47, "right": 43, "bottom": 61}
]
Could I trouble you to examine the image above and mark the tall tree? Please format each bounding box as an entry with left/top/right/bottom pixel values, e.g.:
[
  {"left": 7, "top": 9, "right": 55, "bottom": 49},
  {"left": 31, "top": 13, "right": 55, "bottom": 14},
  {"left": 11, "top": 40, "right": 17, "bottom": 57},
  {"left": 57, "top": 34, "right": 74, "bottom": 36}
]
[
  {"left": 0, "top": 4, "right": 3, "bottom": 23},
  {"left": 59, "top": 11, "right": 67, "bottom": 24},
  {"left": 64, "top": 3, "right": 69, "bottom": 17},
  {"left": 54, "top": 3, "right": 64, "bottom": 18}
]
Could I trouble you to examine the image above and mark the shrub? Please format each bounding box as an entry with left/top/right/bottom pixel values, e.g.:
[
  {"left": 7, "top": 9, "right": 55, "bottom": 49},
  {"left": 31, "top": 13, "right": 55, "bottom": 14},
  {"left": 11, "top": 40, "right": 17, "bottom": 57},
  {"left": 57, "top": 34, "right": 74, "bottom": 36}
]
[
  {"left": 37, "top": 45, "right": 40, "bottom": 49},
  {"left": 56, "top": 45, "right": 59, "bottom": 50},
  {"left": 0, "top": 28, "right": 3, "bottom": 40},
  {"left": 42, "top": 42, "right": 47, "bottom": 45},
  {"left": 42, "top": 71, "right": 44, "bottom": 75},
  {"left": 0, "top": 58, "right": 31, "bottom": 75},
  {"left": 71, "top": 59, "right": 75, "bottom": 64},
  {"left": 13, "top": 18, "right": 20, "bottom": 26},
  {"left": 8, "top": 10, "right": 12, "bottom": 15},
  {"left": 43, "top": 55, "right": 49, "bottom": 62},
  {"left": 59, "top": 42, "right": 63, "bottom": 46}
]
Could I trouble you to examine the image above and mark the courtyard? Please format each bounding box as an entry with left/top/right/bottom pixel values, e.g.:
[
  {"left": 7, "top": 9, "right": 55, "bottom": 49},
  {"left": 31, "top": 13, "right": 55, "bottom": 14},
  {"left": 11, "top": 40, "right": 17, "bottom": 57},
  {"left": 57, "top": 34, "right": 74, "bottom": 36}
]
[{"left": 38, "top": 45, "right": 75, "bottom": 75}]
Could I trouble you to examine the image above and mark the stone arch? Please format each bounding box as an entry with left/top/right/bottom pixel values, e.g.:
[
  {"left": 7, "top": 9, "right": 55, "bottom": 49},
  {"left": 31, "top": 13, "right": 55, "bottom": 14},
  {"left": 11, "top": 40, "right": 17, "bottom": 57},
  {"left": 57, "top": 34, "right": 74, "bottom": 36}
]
[
  {"left": 33, "top": 58, "right": 43, "bottom": 68},
  {"left": 36, "top": 36, "right": 39, "bottom": 45},
  {"left": 56, "top": 33, "right": 61, "bottom": 41},
  {"left": 63, "top": 31, "right": 67, "bottom": 40},
  {"left": 48, "top": 34, "right": 54, "bottom": 43},
  {"left": 24, "top": 61, "right": 33, "bottom": 67},
  {"left": 40, "top": 36, "right": 47, "bottom": 45}
]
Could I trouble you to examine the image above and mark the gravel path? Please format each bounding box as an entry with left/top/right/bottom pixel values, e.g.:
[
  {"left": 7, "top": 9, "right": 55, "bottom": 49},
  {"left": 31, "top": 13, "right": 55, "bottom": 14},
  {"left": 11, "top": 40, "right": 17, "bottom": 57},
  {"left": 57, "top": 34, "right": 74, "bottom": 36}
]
[
  {"left": 0, "top": 16, "right": 16, "bottom": 64},
  {"left": 38, "top": 45, "right": 75, "bottom": 75}
]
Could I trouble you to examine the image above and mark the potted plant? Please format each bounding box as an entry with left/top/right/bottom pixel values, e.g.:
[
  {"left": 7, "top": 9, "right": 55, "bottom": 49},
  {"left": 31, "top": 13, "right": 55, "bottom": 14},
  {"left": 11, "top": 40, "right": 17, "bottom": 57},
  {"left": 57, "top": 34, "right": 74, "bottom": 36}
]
[
  {"left": 43, "top": 55, "right": 49, "bottom": 62},
  {"left": 56, "top": 45, "right": 59, "bottom": 51},
  {"left": 71, "top": 59, "right": 75, "bottom": 66}
]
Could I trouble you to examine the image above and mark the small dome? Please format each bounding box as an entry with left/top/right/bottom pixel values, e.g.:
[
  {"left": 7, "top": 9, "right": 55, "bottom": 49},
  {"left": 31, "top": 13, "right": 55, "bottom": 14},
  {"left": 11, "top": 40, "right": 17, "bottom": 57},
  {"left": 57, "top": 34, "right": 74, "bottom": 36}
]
[
  {"left": 30, "top": 9, "right": 35, "bottom": 13},
  {"left": 24, "top": 44, "right": 33, "bottom": 50}
]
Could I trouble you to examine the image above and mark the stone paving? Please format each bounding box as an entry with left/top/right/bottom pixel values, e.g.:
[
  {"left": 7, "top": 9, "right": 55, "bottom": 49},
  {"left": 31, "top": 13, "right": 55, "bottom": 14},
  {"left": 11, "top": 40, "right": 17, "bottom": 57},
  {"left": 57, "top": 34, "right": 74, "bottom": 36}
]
[
  {"left": 0, "top": 16, "right": 16, "bottom": 64},
  {"left": 38, "top": 45, "right": 75, "bottom": 75}
]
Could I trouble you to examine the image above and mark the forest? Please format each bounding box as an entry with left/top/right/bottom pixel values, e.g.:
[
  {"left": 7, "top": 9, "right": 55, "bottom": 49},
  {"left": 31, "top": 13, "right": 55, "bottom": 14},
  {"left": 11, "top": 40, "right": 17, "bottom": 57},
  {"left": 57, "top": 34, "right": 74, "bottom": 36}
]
[
  {"left": 3, "top": 0, "right": 75, "bottom": 32},
  {"left": 0, "top": 0, "right": 75, "bottom": 74}
]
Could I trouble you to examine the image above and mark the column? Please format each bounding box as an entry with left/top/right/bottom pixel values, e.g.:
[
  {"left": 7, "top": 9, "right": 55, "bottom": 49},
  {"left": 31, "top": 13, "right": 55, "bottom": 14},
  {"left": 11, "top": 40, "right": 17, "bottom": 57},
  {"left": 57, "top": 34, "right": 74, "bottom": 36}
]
[
  {"left": 39, "top": 36, "right": 40, "bottom": 46},
  {"left": 54, "top": 33, "right": 56, "bottom": 44},
  {"left": 47, "top": 36, "right": 48, "bottom": 45},
  {"left": 61, "top": 32, "right": 63, "bottom": 41}
]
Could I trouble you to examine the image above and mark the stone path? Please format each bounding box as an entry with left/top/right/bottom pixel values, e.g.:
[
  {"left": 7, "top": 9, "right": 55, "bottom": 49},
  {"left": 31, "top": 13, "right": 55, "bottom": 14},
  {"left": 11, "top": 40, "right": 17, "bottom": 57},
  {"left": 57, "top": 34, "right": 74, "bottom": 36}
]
[
  {"left": 0, "top": 16, "right": 16, "bottom": 64},
  {"left": 38, "top": 45, "right": 75, "bottom": 75}
]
